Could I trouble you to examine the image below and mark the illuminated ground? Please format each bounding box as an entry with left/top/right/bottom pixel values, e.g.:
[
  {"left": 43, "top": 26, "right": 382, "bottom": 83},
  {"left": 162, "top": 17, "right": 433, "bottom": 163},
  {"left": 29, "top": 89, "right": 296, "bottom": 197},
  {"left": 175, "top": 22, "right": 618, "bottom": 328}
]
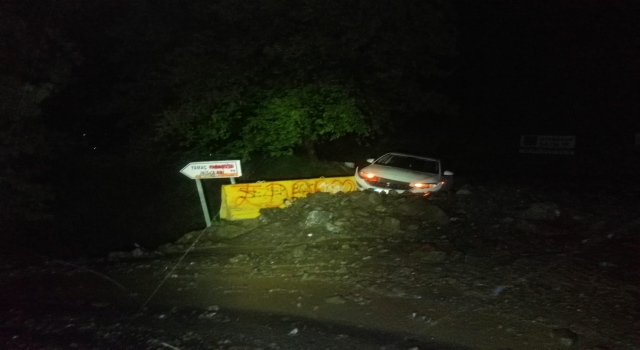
[{"left": 2, "top": 183, "right": 639, "bottom": 349}]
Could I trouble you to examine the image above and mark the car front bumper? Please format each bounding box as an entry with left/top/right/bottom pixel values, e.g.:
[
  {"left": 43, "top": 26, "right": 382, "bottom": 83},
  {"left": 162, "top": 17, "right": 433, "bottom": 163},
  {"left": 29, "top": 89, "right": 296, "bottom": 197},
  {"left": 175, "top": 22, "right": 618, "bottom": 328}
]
[{"left": 354, "top": 175, "right": 445, "bottom": 194}]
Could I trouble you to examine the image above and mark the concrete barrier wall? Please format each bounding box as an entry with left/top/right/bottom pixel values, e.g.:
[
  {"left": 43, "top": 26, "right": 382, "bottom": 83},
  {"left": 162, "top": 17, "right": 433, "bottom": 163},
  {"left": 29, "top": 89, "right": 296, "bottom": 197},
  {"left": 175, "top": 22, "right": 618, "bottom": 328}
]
[{"left": 220, "top": 176, "right": 356, "bottom": 220}]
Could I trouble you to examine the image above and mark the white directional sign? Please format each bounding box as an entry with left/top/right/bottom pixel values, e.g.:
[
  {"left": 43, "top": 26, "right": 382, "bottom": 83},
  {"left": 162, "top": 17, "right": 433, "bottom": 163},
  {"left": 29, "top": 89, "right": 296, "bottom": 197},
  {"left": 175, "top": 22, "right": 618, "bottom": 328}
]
[
  {"left": 180, "top": 160, "right": 242, "bottom": 179},
  {"left": 180, "top": 160, "right": 243, "bottom": 227}
]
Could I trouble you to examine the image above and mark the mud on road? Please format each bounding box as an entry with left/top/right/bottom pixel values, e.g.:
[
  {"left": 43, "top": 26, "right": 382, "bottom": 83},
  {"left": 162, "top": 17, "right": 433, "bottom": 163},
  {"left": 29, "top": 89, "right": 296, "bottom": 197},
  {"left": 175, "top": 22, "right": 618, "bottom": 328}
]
[{"left": 2, "top": 183, "right": 639, "bottom": 349}]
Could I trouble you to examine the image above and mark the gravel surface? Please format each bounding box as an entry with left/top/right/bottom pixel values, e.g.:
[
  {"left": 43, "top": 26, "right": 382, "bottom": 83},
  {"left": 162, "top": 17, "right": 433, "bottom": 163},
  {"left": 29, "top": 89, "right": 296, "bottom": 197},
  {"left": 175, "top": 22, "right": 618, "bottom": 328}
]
[{"left": 2, "top": 182, "right": 639, "bottom": 349}]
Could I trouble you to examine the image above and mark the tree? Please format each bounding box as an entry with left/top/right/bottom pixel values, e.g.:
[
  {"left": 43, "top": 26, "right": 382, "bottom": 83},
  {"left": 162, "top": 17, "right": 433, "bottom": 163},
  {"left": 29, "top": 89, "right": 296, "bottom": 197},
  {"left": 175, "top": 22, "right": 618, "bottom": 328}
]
[
  {"left": 154, "top": 83, "right": 369, "bottom": 160},
  {"left": 237, "top": 84, "right": 369, "bottom": 160},
  {"left": 71, "top": 0, "right": 457, "bottom": 160},
  {"left": 0, "top": 1, "right": 81, "bottom": 239}
]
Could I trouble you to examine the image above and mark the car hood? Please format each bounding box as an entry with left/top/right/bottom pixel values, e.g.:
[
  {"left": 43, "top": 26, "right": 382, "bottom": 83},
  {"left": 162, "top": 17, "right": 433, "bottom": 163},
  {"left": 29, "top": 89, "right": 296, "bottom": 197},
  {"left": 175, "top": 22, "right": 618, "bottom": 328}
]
[{"left": 362, "top": 164, "right": 440, "bottom": 183}]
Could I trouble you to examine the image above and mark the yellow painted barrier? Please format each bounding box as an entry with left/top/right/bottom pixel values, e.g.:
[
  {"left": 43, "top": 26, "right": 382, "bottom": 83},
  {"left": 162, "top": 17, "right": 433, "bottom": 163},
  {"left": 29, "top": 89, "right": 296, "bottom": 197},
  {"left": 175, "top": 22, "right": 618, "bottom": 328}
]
[{"left": 220, "top": 176, "right": 356, "bottom": 220}]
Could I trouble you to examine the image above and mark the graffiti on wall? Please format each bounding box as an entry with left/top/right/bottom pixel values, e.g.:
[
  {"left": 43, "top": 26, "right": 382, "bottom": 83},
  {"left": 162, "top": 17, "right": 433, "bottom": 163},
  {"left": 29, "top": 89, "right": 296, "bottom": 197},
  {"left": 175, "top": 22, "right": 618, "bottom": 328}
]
[{"left": 220, "top": 176, "right": 356, "bottom": 220}]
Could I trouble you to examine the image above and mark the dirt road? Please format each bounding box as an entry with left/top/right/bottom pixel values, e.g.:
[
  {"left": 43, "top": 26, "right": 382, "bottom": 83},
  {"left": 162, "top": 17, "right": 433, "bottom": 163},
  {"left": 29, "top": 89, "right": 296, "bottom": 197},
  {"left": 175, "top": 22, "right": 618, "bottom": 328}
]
[{"left": 2, "top": 185, "right": 639, "bottom": 349}]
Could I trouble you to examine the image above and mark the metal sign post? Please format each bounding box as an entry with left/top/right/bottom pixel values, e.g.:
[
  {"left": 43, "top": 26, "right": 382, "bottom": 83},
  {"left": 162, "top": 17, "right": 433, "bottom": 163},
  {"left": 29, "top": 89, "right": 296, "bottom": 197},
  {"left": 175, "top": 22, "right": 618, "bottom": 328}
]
[
  {"left": 195, "top": 179, "right": 211, "bottom": 226},
  {"left": 180, "top": 160, "right": 242, "bottom": 227}
]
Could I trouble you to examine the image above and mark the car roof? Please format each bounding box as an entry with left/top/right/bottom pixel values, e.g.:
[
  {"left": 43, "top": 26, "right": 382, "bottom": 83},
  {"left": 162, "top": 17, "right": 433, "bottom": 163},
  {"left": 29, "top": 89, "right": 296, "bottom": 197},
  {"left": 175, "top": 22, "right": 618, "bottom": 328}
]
[{"left": 382, "top": 152, "right": 439, "bottom": 162}]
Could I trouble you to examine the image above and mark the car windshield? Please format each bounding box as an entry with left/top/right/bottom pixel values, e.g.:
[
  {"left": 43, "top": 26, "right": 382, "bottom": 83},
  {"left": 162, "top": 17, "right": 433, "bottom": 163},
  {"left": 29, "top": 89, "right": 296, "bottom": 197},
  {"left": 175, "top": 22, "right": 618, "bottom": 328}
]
[{"left": 375, "top": 154, "right": 439, "bottom": 174}]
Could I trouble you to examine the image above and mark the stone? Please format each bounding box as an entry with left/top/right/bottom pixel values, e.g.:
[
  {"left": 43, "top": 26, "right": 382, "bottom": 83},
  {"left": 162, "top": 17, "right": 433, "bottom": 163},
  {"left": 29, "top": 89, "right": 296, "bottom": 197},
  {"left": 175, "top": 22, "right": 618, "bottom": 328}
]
[
  {"left": 215, "top": 225, "right": 251, "bottom": 239},
  {"left": 107, "top": 251, "right": 131, "bottom": 261},
  {"left": 176, "top": 230, "right": 199, "bottom": 244},
  {"left": 381, "top": 216, "right": 401, "bottom": 233},
  {"left": 396, "top": 201, "right": 449, "bottom": 224},
  {"left": 518, "top": 202, "right": 560, "bottom": 221},
  {"left": 514, "top": 219, "right": 564, "bottom": 236},
  {"left": 368, "top": 192, "right": 383, "bottom": 205},
  {"left": 333, "top": 218, "right": 350, "bottom": 227},
  {"left": 325, "top": 222, "right": 343, "bottom": 233},
  {"left": 229, "top": 254, "right": 248, "bottom": 264},
  {"left": 349, "top": 191, "right": 367, "bottom": 200},
  {"left": 259, "top": 208, "right": 280, "bottom": 224},
  {"left": 353, "top": 210, "right": 370, "bottom": 217},
  {"left": 292, "top": 245, "right": 307, "bottom": 258},
  {"left": 308, "top": 192, "right": 332, "bottom": 202},
  {"left": 132, "top": 248, "right": 144, "bottom": 257},
  {"left": 423, "top": 205, "right": 450, "bottom": 225},
  {"left": 238, "top": 219, "right": 261, "bottom": 229},
  {"left": 305, "top": 210, "right": 334, "bottom": 227},
  {"left": 352, "top": 193, "right": 374, "bottom": 209},
  {"left": 550, "top": 328, "right": 578, "bottom": 347},
  {"left": 325, "top": 295, "right": 347, "bottom": 304},
  {"left": 157, "top": 243, "right": 173, "bottom": 252},
  {"left": 421, "top": 251, "right": 447, "bottom": 263}
]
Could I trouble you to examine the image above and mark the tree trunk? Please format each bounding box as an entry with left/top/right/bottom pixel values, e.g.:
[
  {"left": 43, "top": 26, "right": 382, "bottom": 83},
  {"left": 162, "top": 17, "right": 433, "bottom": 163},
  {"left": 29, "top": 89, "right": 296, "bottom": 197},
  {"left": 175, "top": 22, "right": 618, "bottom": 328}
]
[{"left": 304, "top": 138, "right": 318, "bottom": 161}]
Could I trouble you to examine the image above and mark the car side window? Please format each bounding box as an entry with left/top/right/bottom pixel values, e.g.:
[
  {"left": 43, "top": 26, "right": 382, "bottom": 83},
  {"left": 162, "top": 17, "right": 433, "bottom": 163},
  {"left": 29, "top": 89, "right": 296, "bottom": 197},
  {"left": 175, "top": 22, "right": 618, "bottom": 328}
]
[{"left": 376, "top": 154, "right": 393, "bottom": 164}]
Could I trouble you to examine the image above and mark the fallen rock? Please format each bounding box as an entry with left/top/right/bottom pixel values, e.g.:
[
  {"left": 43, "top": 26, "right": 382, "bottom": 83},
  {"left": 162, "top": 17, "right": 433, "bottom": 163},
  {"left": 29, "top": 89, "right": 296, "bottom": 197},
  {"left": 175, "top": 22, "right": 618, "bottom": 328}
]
[
  {"left": 514, "top": 219, "right": 565, "bottom": 236},
  {"left": 422, "top": 205, "right": 450, "bottom": 225},
  {"left": 333, "top": 218, "right": 350, "bottom": 227},
  {"left": 518, "top": 202, "right": 561, "bottom": 221},
  {"left": 349, "top": 191, "right": 367, "bottom": 201},
  {"left": 229, "top": 254, "right": 249, "bottom": 264},
  {"left": 396, "top": 200, "right": 449, "bottom": 223},
  {"left": 292, "top": 245, "right": 307, "bottom": 258},
  {"left": 456, "top": 184, "right": 473, "bottom": 195},
  {"left": 381, "top": 216, "right": 401, "bottom": 233},
  {"left": 215, "top": 225, "right": 252, "bottom": 239},
  {"left": 157, "top": 243, "right": 173, "bottom": 252},
  {"left": 368, "top": 192, "right": 384, "bottom": 205},
  {"left": 175, "top": 230, "right": 200, "bottom": 244},
  {"left": 259, "top": 208, "right": 280, "bottom": 224},
  {"left": 107, "top": 251, "right": 131, "bottom": 261},
  {"left": 420, "top": 250, "right": 447, "bottom": 263},
  {"left": 132, "top": 247, "right": 144, "bottom": 257},
  {"left": 305, "top": 210, "right": 334, "bottom": 227},
  {"left": 550, "top": 328, "right": 578, "bottom": 347},
  {"left": 325, "top": 222, "right": 343, "bottom": 233},
  {"left": 325, "top": 295, "right": 347, "bottom": 304}
]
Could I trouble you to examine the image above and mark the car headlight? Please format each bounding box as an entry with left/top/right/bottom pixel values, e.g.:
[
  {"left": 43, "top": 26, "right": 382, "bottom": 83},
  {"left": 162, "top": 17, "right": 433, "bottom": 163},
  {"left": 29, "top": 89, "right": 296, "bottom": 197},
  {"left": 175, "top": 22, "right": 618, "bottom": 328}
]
[
  {"left": 358, "top": 171, "right": 377, "bottom": 180},
  {"left": 411, "top": 182, "right": 438, "bottom": 188}
]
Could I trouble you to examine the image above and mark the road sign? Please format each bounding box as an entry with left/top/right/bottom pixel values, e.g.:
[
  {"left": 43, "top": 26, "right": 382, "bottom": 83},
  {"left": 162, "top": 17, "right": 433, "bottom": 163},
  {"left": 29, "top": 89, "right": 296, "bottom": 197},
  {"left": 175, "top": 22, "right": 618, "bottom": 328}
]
[
  {"left": 180, "top": 160, "right": 242, "bottom": 179},
  {"left": 180, "top": 160, "right": 242, "bottom": 227},
  {"left": 520, "top": 135, "right": 576, "bottom": 155}
]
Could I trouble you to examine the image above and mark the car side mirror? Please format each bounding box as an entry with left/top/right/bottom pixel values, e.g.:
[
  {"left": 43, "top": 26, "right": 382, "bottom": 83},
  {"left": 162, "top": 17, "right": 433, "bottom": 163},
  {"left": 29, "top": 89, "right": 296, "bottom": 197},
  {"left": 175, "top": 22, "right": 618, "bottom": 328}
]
[
  {"left": 366, "top": 158, "right": 374, "bottom": 163},
  {"left": 443, "top": 170, "right": 454, "bottom": 176}
]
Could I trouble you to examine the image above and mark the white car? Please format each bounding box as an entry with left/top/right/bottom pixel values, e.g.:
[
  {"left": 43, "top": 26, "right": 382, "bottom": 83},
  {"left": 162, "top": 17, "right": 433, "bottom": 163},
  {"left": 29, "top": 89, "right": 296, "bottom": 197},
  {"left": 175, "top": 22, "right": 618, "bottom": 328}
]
[{"left": 355, "top": 152, "right": 453, "bottom": 194}]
